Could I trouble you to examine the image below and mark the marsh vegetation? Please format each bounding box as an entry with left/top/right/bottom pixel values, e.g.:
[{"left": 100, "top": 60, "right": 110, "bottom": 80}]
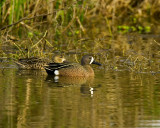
[{"left": 0, "top": 0, "right": 160, "bottom": 72}]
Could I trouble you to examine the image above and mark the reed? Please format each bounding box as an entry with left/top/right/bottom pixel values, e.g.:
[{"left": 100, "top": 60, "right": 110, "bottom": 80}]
[
  {"left": 1, "top": 0, "right": 159, "bottom": 27},
  {"left": 0, "top": 0, "right": 160, "bottom": 73}
]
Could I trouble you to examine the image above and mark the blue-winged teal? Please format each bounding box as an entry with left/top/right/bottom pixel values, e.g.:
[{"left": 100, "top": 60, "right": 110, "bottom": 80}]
[
  {"left": 44, "top": 55, "right": 101, "bottom": 77},
  {"left": 15, "top": 55, "right": 66, "bottom": 69}
]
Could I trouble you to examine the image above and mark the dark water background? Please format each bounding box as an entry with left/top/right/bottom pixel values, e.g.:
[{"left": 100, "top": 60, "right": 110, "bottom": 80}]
[{"left": 0, "top": 60, "right": 160, "bottom": 128}]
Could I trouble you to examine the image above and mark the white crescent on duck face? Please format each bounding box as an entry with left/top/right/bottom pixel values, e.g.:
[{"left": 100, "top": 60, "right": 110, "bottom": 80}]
[{"left": 90, "top": 57, "right": 94, "bottom": 64}]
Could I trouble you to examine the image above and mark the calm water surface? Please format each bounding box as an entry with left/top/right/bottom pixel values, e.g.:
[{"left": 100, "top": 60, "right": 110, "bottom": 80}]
[{"left": 0, "top": 62, "right": 160, "bottom": 128}]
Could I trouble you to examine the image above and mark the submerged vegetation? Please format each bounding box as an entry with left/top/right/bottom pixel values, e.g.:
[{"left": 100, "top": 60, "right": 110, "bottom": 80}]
[{"left": 0, "top": 0, "right": 160, "bottom": 72}]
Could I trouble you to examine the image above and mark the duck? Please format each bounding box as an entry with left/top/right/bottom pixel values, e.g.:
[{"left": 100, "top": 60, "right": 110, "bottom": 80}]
[
  {"left": 15, "top": 54, "right": 66, "bottom": 69},
  {"left": 44, "top": 55, "right": 101, "bottom": 77}
]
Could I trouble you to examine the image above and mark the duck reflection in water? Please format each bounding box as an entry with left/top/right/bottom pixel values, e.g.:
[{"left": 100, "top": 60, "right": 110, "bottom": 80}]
[
  {"left": 45, "top": 75, "right": 95, "bottom": 96},
  {"left": 46, "top": 75, "right": 94, "bottom": 86}
]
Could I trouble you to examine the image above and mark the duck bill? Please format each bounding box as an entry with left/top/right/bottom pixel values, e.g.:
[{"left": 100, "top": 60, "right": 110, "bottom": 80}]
[
  {"left": 63, "top": 60, "right": 69, "bottom": 63},
  {"left": 92, "top": 61, "right": 101, "bottom": 66}
]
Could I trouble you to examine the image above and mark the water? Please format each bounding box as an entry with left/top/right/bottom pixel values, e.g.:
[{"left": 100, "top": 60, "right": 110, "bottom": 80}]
[{"left": 0, "top": 62, "right": 160, "bottom": 128}]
